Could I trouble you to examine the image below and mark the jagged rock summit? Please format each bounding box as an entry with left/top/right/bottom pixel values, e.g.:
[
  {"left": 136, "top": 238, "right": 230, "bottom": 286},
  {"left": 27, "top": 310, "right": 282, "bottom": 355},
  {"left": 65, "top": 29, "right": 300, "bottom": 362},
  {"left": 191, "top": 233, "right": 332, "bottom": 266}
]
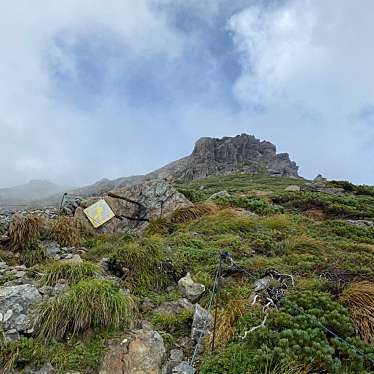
[{"left": 147, "top": 134, "right": 299, "bottom": 182}]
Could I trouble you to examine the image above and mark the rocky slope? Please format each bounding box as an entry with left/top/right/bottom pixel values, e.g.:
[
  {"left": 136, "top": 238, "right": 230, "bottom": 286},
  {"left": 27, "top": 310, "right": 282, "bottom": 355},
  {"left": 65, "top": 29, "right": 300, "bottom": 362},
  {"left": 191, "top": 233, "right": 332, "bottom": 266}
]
[{"left": 146, "top": 134, "right": 299, "bottom": 182}]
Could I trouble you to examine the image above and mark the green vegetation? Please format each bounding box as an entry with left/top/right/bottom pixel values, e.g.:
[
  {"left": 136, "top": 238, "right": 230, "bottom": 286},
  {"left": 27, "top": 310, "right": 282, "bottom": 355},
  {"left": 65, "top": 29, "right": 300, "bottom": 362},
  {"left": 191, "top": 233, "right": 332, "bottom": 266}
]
[
  {"left": 40, "top": 260, "right": 102, "bottom": 286},
  {"left": 201, "top": 291, "right": 374, "bottom": 374},
  {"left": 34, "top": 279, "right": 135, "bottom": 341},
  {"left": 4, "top": 174, "right": 374, "bottom": 372},
  {"left": 152, "top": 309, "right": 193, "bottom": 334}
]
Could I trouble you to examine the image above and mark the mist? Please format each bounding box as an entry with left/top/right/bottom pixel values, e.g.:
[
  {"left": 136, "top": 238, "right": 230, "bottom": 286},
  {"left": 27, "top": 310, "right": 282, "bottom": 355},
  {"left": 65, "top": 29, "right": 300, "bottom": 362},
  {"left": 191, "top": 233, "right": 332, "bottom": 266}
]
[{"left": 1, "top": 0, "right": 374, "bottom": 188}]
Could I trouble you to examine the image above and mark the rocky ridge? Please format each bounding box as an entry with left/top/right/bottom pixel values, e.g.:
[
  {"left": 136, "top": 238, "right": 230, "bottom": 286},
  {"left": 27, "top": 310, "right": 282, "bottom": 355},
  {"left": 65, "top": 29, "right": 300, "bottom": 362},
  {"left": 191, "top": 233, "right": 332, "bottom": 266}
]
[{"left": 147, "top": 134, "right": 299, "bottom": 182}]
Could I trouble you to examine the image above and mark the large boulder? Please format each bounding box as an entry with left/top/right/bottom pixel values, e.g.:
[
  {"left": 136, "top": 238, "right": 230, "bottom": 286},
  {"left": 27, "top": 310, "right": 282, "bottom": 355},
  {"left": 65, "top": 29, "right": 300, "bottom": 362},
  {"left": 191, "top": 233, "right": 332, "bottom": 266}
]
[
  {"left": 0, "top": 284, "right": 42, "bottom": 340},
  {"left": 75, "top": 180, "right": 192, "bottom": 234},
  {"left": 99, "top": 329, "right": 166, "bottom": 374}
]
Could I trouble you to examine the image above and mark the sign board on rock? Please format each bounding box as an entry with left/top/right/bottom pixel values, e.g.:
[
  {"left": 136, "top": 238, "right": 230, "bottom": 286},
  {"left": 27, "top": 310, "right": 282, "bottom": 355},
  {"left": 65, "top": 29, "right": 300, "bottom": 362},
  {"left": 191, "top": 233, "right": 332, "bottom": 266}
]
[{"left": 83, "top": 199, "right": 115, "bottom": 228}]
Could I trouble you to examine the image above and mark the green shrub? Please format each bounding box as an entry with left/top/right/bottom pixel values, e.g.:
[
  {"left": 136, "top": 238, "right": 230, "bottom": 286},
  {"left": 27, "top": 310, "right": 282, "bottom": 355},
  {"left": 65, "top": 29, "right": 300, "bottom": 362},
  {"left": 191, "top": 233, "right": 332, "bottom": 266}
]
[
  {"left": 274, "top": 192, "right": 374, "bottom": 220},
  {"left": 214, "top": 196, "right": 284, "bottom": 215},
  {"left": 40, "top": 261, "right": 102, "bottom": 286},
  {"left": 34, "top": 279, "right": 135, "bottom": 341},
  {"left": 329, "top": 180, "right": 374, "bottom": 197},
  {"left": 201, "top": 291, "right": 374, "bottom": 374},
  {"left": 176, "top": 187, "right": 208, "bottom": 203}
]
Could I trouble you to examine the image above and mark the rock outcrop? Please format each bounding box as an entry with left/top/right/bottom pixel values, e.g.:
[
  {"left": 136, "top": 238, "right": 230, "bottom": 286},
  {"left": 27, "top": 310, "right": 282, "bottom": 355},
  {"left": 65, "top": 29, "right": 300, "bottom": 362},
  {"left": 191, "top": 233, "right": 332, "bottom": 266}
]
[
  {"left": 74, "top": 179, "right": 192, "bottom": 234},
  {"left": 147, "top": 134, "right": 299, "bottom": 182},
  {"left": 0, "top": 284, "right": 42, "bottom": 341}
]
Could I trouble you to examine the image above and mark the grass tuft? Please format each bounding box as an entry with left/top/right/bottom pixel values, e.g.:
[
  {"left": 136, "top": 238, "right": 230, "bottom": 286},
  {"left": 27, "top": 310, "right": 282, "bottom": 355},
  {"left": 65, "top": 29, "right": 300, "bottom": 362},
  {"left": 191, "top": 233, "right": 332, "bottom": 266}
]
[
  {"left": 50, "top": 217, "right": 81, "bottom": 247},
  {"left": 209, "top": 298, "right": 248, "bottom": 348},
  {"left": 341, "top": 281, "right": 374, "bottom": 344},
  {"left": 40, "top": 261, "right": 102, "bottom": 286},
  {"left": 9, "top": 214, "right": 44, "bottom": 251},
  {"left": 34, "top": 279, "right": 135, "bottom": 341},
  {"left": 170, "top": 203, "right": 218, "bottom": 224},
  {"left": 108, "top": 236, "right": 171, "bottom": 294}
]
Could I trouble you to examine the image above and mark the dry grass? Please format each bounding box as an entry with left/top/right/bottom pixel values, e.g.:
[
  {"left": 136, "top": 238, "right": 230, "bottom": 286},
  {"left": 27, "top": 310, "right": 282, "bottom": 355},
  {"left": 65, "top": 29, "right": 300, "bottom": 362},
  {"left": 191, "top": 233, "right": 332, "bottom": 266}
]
[
  {"left": 304, "top": 208, "right": 326, "bottom": 220},
  {"left": 341, "top": 281, "right": 374, "bottom": 344},
  {"left": 50, "top": 216, "right": 81, "bottom": 247},
  {"left": 208, "top": 298, "right": 248, "bottom": 348},
  {"left": 170, "top": 203, "right": 218, "bottom": 224},
  {"left": 9, "top": 214, "right": 44, "bottom": 251}
]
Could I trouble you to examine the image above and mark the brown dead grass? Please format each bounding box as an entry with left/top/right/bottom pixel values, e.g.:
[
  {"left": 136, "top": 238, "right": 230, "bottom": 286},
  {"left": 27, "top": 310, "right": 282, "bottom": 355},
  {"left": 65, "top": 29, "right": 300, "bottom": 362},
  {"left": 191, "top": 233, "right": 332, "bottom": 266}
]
[
  {"left": 50, "top": 216, "right": 81, "bottom": 247},
  {"left": 304, "top": 208, "right": 326, "bottom": 220},
  {"left": 8, "top": 214, "right": 44, "bottom": 251},
  {"left": 208, "top": 298, "right": 248, "bottom": 348},
  {"left": 341, "top": 281, "right": 374, "bottom": 344},
  {"left": 170, "top": 203, "right": 218, "bottom": 224}
]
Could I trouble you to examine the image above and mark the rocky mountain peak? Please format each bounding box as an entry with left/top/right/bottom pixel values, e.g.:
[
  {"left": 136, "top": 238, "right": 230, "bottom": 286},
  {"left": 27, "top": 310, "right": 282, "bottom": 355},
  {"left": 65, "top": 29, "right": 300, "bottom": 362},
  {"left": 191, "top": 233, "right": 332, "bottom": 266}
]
[{"left": 148, "top": 134, "right": 299, "bottom": 182}]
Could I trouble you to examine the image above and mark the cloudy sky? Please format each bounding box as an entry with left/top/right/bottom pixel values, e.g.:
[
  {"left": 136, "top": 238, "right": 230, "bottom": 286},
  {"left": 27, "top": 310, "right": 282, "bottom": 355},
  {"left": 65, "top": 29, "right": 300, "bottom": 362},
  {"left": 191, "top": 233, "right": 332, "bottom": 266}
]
[{"left": 1, "top": 0, "right": 374, "bottom": 188}]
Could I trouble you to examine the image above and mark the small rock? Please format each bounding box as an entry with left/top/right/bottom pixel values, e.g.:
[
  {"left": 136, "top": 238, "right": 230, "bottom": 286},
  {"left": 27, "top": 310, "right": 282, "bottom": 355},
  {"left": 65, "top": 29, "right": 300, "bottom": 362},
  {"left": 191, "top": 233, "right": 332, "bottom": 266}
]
[
  {"left": 154, "top": 298, "right": 194, "bottom": 316},
  {"left": 14, "top": 270, "right": 26, "bottom": 278},
  {"left": 141, "top": 297, "right": 155, "bottom": 313},
  {"left": 178, "top": 273, "right": 205, "bottom": 303},
  {"left": 254, "top": 276, "right": 272, "bottom": 292},
  {"left": 313, "top": 174, "right": 327, "bottom": 184},
  {"left": 170, "top": 349, "right": 184, "bottom": 362},
  {"left": 346, "top": 219, "right": 374, "bottom": 228},
  {"left": 61, "top": 254, "right": 82, "bottom": 264},
  {"left": 24, "top": 362, "right": 55, "bottom": 374},
  {"left": 4, "top": 328, "right": 20, "bottom": 342},
  {"left": 285, "top": 185, "right": 300, "bottom": 192},
  {"left": 172, "top": 362, "right": 196, "bottom": 374},
  {"left": 208, "top": 190, "right": 230, "bottom": 200}
]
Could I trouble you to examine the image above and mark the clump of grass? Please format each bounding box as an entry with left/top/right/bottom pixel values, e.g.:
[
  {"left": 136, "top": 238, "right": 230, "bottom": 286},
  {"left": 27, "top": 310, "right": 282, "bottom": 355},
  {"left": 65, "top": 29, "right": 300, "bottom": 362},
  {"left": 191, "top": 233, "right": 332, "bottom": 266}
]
[
  {"left": 341, "top": 281, "right": 374, "bottom": 344},
  {"left": 208, "top": 298, "right": 248, "bottom": 348},
  {"left": 152, "top": 309, "right": 193, "bottom": 333},
  {"left": 20, "top": 243, "right": 47, "bottom": 267},
  {"left": 34, "top": 279, "right": 135, "bottom": 341},
  {"left": 9, "top": 214, "right": 44, "bottom": 251},
  {"left": 40, "top": 261, "right": 102, "bottom": 286},
  {"left": 50, "top": 217, "right": 80, "bottom": 247},
  {"left": 170, "top": 203, "right": 218, "bottom": 224},
  {"left": 145, "top": 217, "right": 174, "bottom": 236},
  {"left": 108, "top": 236, "right": 170, "bottom": 294},
  {"left": 275, "top": 235, "right": 323, "bottom": 256},
  {"left": 190, "top": 208, "right": 256, "bottom": 235}
]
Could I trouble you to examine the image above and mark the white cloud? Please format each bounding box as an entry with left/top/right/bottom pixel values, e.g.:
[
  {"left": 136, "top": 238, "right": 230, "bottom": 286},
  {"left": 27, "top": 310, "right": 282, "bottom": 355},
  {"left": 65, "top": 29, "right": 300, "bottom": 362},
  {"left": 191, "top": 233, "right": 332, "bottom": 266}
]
[{"left": 228, "top": 0, "right": 374, "bottom": 183}]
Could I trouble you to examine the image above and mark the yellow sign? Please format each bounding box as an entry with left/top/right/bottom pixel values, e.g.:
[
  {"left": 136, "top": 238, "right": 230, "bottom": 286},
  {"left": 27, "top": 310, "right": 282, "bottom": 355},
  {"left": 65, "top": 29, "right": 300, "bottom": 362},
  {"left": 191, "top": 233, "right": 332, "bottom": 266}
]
[{"left": 83, "top": 199, "right": 115, "bottom": 228}]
